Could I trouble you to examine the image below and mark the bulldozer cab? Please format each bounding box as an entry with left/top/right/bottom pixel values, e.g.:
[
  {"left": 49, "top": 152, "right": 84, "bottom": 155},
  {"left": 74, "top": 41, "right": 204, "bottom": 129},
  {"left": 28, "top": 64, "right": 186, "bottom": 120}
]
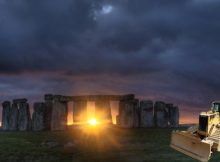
[{"left": 212, "top": 101, "right": 220, "bottom": 113}]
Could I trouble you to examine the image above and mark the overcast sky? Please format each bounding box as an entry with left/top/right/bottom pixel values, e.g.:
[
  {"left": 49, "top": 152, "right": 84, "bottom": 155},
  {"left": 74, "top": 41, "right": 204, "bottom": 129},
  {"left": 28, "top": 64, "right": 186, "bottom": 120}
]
[{"left": 0, "top": 0, "right": 220, "bottom": 123}]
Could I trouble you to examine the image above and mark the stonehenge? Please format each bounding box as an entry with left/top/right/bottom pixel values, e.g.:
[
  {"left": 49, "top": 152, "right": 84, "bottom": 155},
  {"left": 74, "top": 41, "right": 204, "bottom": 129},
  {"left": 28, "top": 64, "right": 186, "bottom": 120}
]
[
  {"left": 1, "top": 99, "right": 30, "bottom": 131},
  {"left": 32, "top": 103, "right": 47, "bottom": 131},
  {"left": 51, "top": 99, "right": 68, "bottom": 131},
  {"left": 10, "top": 103, "right": 19, "bottom": 131},
  {"left": 2, "top": 101, "right": 11, "bottom": 130},
  {"left": 1, "top": 94, "right": 179, "bottom": 131},
  {"left": 73, "top": 100, "right": 87, "bottom": 123},
  {"left": 117, "top": 99, "right": 139, "bottom": 128},
  {"left": 95, "top": 100, "right": 112, "bottom": 124},
  {"left": 139, "top": 100, "right": 154, "bottom": 127},
  {"left": 117, "top": 100, "right": 179, "bottom": 128},
  {"left": 167, "top": 104, "right": 179, "bottom": 127},
  {"left": 154, "top": 101, "right": 169, "bottom": 128},
  {"left": 18, "top": 101, "right": 31, "bottom": 131},
  {"left": 44, "top": 95, "right": 53, "bottom": 130}
]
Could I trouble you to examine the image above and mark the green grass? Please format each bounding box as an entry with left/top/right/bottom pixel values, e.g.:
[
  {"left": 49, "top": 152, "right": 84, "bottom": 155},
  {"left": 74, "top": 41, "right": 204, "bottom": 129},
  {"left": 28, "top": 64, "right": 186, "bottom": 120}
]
[{"left": 0, "top": 127, "right": 219, "bottom": 162}]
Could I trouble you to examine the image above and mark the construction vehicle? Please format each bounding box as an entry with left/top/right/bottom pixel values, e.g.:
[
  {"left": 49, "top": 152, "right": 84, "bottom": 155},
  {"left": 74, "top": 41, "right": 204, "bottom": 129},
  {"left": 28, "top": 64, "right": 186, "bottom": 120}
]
[{"left": 170, "top": 101, "right": 220, "bottom": 162}]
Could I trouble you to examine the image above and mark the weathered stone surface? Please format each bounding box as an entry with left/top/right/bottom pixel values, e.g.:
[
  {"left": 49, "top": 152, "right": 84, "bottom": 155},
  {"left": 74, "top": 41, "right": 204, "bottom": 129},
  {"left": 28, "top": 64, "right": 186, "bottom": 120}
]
[
  {"left": 51, "top": 101, "right": 68, "bottom": 131},
  {"left": 173, "top": 106, "right": 179, "bottom": 126},
  {"left": 32, "top": 103, "right": 47, "bottom": 131},
  {"left": 140, "top": 100, "right": 154, "bottom": 127},
  {"left": 73, "top": 101, "right": 87, "bottom": 123},
  {"left": 133, "top": 100, "right": 140, "bottom": 128},
  {"left": 116, "top": 115, "right": 120, "bottom": 125},
  {"left": 13, "top": 98, "right": 28, "bottom": 104},
  {"left": 118, "top": 99, "right": 139, "bottom": 128},
  {"left": 9, "top": 103, "right": 19, "bottom": 131},
  {"left": 18, "top": 102, "right": 31, "bottom": 131},
  {"left": 2, "top": 101, "right": 11, "bottom": 130},
  {"left": 44, "top": 101, "right": 52, "bottom": 130},
  {"left": 154, "top": 101, "right": 169, "bottom": 127},
  {"left": 44, "top": 94, "right": 135, "bottom": 102},
  {"left": 166, "top": 103, "right": 173, "bottom": 127},
  {"left": 53, "top": 95, "right": 62, "bottom": 101},
  {"left": 44, "top": 94, "right": 54, "bottom": 101},
  {"left": 95, "top": 100, "right": 112, "bottom": 124},
  {"left": 168, "top": 105, "right": 179, "bottom": 127}
]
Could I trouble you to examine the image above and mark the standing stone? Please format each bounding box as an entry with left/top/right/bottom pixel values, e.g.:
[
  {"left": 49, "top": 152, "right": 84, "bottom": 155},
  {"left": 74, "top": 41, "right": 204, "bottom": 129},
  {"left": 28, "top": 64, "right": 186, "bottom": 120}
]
[
  {"left": 2, "top": 101, "right": 11, "bottom": 130},
  {"left": 18, "top": 102, "right": 31, "bottom": 131},
  {"left": 166, "top": 104, "right": 173, "bottom": 127},
  {"left": 118, "top": 99, "right": 139, "bottom": 128},
  {"left": 51, "top": 98, "right": 68, "bottom": 131},
  {"left": 118, "top": 101, "right": 126, "bottom": 127},
  {"left": 168, "top": 104, "right": 179, "bottom": 127},
  {"left": 73, "top": 100, "right": 87, "bottom": 123},
  {"left": 140, "top": 100, "right": 154, "bottom": 127},
  {"left": 174, "top": 106, "right": 179, "bottom": 127},
  {"left": 95, "top": 100, "right": 112, "bottom": 124},
  {"left": 133, "top": 100, "right": 140, "bottom": 128},
  {"left": 44, "top": 94, "right": 53, "bottom": 130},
  {"left": 9, "top": 103, "right": 19, "bottom": 131},
  {"left": 154, "top": 101, "right": 169, "bottom": 128},
  {"left": 116, "top": 115, "right": 120, "bottom": 125},
  {"left": 32, "top": 103, "right": 47, "bottom": 131}
]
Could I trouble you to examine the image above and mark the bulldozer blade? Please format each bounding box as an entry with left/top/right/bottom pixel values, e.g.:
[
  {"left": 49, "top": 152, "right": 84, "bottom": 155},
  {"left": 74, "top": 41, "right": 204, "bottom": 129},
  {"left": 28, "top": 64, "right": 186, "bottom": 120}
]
[{"left": 170, "top": 131, "right": 212, "bottom": 162}]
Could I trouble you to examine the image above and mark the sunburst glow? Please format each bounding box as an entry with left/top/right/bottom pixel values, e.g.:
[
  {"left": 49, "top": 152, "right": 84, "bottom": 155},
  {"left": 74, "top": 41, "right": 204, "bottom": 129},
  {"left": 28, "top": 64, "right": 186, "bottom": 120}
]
[{"left": 88, "top": 118, "right": 98, "bottom": 126}]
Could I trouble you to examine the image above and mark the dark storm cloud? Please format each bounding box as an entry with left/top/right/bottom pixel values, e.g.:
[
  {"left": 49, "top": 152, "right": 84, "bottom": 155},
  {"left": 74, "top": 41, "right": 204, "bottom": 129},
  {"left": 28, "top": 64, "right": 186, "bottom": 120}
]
[
  {"left": 0, "top": 0, "right": 220, "bottom": 122},
  {"left": 0, "top": 0, "right": 169, "bottom": 74}
]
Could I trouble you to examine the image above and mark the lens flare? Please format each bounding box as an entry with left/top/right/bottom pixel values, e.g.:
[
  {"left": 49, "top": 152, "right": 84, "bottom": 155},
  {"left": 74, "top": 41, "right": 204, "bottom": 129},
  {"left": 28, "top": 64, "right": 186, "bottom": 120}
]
[{"left": 88, "top": 118, "right": 98, "bottom": 126}]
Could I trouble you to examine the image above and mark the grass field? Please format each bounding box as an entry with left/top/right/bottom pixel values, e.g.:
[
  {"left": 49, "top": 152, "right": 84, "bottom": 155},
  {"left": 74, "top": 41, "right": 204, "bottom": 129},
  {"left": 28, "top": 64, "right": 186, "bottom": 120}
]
[{"left": 0, "top": 126, "right": 219, "bottom": 162}]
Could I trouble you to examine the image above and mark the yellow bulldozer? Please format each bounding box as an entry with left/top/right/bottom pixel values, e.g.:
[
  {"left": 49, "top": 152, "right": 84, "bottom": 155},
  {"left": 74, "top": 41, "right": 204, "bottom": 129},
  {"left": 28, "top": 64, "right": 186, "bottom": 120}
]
[{"left": 170, "top": 101, "right": 220, "bottom": 162}]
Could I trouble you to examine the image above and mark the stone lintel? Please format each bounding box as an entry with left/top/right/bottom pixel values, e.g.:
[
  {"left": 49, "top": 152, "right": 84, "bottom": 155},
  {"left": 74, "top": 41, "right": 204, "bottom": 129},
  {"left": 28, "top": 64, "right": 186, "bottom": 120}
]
[
  {"left": 44, "top": 94, "right": 54, "bottom": 101},
  {"left": 13, "top": 98, "right": 27, "bottom": 104},
  {"left": 2, "top": 101, "right": 10, "bottom": 106},
  {"left": 44, "top": 94, "right": 135, "bottom": 102}
]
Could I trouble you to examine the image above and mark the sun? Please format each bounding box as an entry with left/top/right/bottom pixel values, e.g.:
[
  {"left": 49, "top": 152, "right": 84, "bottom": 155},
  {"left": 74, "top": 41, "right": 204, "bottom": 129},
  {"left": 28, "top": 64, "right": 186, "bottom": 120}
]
[{"left": 88, "top": 118, "right": 98, "bottom": 126}]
